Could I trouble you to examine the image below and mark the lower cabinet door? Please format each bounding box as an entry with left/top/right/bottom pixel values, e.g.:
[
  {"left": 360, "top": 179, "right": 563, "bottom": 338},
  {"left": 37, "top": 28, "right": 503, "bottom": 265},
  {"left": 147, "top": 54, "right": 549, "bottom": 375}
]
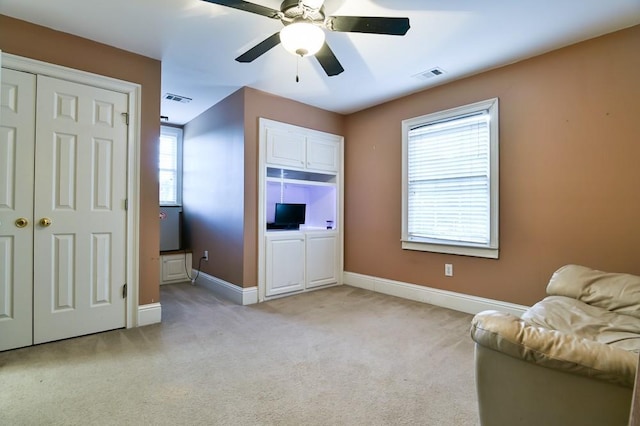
[
  {"left": 266, "top": 234, "right": 305, "bottom": 297},
  {"left": 306, "top": 233, "right": 338, "bottom": 289},
  {"left": 160, "top": 253, "right": 192, "bottom": 284}
]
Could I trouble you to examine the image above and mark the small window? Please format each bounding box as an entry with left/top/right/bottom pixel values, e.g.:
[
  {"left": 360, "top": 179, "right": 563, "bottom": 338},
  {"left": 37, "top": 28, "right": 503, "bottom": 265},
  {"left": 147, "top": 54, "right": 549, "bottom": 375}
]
[
  {"left": 159, "top": 126, "right": 183, "bottom": 206},
  {"left": 401, "top": 98, "right": 499, "bottom": 258}
]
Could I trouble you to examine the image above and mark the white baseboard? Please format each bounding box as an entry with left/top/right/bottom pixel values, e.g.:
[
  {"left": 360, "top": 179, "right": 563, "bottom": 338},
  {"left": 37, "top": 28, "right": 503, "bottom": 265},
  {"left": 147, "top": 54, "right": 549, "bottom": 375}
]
[
  {"left": 137, "top": 302, "right": 162, "bottom": 326},
  {"left": 193, "top": 270, "right": 258, "bottom": 305},
  {"left": 343, "top": 271, "right": 528, "bottom": 317}
]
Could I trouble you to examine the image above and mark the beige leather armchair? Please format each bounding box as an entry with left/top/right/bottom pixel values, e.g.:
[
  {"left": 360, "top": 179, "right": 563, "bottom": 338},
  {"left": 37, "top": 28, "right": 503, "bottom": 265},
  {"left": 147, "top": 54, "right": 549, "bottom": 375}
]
[{"left": 471, "top": 265, "right": 640, "bottom": 426}]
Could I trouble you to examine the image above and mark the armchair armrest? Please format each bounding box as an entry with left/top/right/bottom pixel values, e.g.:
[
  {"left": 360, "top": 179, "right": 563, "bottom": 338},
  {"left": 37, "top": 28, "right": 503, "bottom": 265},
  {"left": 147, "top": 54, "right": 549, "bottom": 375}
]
[{"left": 471, "top": 310, "right": 637, "bottom": 388}]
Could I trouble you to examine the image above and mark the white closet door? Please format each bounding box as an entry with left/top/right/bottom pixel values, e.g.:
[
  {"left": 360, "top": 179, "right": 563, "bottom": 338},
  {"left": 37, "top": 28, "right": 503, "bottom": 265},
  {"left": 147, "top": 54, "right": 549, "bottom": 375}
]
[
  {"left": 0, "top": 69, "right": 36, "bottom": 351},
  {"left": 33, "top": 75, "right": 128, "bottom": 344}
]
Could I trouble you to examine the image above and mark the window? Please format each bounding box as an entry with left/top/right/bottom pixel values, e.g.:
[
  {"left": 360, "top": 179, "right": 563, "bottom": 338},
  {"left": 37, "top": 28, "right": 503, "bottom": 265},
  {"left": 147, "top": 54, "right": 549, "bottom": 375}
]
[
  {"left": 401, "top": 98, "right": 499, "bottom": 258},
  {"left": 159, "top": 126, "right": 183, "bottom": 206}
]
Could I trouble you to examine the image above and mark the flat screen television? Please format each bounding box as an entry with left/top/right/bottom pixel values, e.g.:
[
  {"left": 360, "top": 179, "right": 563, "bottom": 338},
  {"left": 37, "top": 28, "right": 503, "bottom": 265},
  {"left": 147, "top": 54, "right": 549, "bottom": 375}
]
[{"left": 273, "top": 203, "right": 306, "bottom": 230}]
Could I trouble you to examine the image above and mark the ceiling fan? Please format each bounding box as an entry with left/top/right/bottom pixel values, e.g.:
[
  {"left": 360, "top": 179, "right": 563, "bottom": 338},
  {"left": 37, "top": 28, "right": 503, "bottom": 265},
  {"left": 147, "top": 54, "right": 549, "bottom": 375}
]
[{"left": 201, "top": 0, "right": 410, "bottom": 76}]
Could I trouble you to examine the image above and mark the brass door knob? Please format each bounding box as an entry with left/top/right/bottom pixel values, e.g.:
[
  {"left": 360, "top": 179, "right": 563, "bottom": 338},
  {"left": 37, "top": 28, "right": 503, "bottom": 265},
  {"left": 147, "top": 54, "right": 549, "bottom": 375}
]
[
  {"left": 40, "top": 217, "right": 52, "bottom": 227},
  {"left": 15, "top": 217, "right": 28, "bottom": 228}
]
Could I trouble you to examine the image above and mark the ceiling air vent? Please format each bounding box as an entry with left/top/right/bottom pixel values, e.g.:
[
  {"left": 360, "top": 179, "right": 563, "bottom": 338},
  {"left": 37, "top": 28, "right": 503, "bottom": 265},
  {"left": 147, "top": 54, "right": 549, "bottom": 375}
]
[
  {"left": 412, "top": 67, "right": 446, "bottom": 81},
  {"left": 164, "top": 93, "right": 192, "bottom": 104}
]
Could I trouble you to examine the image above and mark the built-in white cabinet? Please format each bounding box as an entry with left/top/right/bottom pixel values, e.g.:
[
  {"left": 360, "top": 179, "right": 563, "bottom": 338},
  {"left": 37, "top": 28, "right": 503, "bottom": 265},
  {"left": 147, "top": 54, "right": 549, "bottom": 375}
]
[
  {"left": 266, "top": 125, "right": 340, "bottom": 173},
  {"left": 259, "top": 118, "right": 343, "bottom": 301},
  {"left": 160, "top": 252, "right": 193, "bottom": 285},
  {"left": 264, "top": 231, "right": 339, "bottom": 297}
]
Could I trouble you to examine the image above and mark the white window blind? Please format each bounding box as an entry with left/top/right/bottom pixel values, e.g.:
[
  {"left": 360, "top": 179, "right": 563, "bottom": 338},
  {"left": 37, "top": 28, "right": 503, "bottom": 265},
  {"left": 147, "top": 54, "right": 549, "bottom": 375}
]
[
  {"left": 407, "top": 112, "right": 490, "bottom": 244},
  {"left": 159, "top": 126, "right": 183, "bottom": 206},
  {"left": 401, "top": 98, "right": 499, "bottom": 258}
]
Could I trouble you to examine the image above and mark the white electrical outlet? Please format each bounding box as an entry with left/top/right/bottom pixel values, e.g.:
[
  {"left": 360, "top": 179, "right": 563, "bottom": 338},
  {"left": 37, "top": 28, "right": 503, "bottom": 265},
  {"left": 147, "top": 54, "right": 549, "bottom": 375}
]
[
  {"left": 204, "top": 250, "right": 209, "bottom": 261},
  {"left": 445, "top": 263, "right": 453, "bottom": 277}
]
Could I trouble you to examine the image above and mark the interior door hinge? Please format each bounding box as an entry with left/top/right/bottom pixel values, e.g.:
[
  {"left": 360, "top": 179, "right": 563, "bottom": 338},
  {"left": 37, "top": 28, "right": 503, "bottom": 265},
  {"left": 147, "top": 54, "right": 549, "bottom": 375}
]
[
  {"left": 122, "top": 283, "right": 127, "bottom": 299},
  {"left": 121, "top": 112, "right": 129, "bottom": 125},
  {"left": 124, "top": 199, "right": 128, "bottom": 210}
]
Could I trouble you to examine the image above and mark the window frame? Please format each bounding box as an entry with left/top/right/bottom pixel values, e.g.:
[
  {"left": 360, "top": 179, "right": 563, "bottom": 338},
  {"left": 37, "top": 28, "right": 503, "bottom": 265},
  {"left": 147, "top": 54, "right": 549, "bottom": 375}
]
[
  {"left": 401, "top": 98, "right": 499, "bottom": 259},
  {"left": 159, "top": 125, "right": 183, "bottom": 207}
]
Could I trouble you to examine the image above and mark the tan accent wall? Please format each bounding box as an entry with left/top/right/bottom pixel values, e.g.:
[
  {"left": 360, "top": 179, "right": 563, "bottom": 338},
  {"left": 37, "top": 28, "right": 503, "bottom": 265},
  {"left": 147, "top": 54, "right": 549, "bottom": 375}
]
[
  {"left": 0, "top": 15, "right": 162, "bottom": 305},
  {"left": 343, "top": 25, "right": 640, "bottom": 306},
  {"left": 242, "top": 87, "right": 345, "bottom": 287},
  {"left": 7, "top": 15, "right": 635, "bottom": 308},
  {"left": 183, "top": 86, "right": 344, "bottom": 288}
]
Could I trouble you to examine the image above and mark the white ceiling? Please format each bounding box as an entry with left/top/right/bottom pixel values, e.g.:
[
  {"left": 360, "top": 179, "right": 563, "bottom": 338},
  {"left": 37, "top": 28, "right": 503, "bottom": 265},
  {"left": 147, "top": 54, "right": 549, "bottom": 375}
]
[{"left": 2, "top": 0, "right": 639, "bottom": 125}]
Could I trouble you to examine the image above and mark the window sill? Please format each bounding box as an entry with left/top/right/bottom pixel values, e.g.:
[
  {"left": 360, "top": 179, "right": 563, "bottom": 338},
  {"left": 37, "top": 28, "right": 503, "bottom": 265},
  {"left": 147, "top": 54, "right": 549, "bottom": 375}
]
[{"left": 401, "top": 240, "right": 499, "bottom": 259}]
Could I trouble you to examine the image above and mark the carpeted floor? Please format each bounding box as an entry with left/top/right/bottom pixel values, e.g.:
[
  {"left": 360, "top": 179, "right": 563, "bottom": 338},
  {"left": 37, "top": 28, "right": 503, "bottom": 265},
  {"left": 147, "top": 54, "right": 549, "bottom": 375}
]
[{"left": 0, "top": 284, "right": 479, "bottom": 425}]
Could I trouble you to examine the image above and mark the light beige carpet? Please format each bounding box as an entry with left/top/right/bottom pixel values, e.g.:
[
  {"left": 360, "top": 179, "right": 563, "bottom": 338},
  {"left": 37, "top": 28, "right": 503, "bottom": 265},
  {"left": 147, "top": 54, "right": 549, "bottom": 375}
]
[{"left": 0, "top": 284, "right": 479, "bottom": 425}]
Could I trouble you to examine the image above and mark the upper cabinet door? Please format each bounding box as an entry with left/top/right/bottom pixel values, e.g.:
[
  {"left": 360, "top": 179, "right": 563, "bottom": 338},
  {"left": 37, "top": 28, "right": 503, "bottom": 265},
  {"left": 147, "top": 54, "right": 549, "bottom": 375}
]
[
  {"left": 306, "top": 135, "right": 339, "bottom": 173},
  {"left": 265, "top": 127, "right": 305, "bottom": 169},
  {"left": 263, "top": 119, "right": 341, "bottom": 173}
]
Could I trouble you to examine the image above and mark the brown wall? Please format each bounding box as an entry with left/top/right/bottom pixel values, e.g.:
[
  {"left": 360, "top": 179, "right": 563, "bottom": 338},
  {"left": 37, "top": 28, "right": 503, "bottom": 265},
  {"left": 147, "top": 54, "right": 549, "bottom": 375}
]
[
  {"left": 343, "top": 25, "right": 640, "bottom": 306},
  {"left": 243, "top": 87, "right": 345, "bottom": 287},
  {"left": 182, "top": 87, "right": 344, "bottom": 288},
  {"left": 0, "top": 16, "right": 162, "bottom": 305},
  {"left": 183, "top": 89, "right": 246, "bottom": 286},
  {"left": 11, "top": 14, "right": 634, "bottom": 308}
]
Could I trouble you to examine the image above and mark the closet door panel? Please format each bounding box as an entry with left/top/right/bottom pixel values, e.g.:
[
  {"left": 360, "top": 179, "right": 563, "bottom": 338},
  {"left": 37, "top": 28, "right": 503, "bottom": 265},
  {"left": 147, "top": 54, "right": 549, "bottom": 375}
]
[
  {"left": 33, "top": 75, "right": 128, "bottom": 344},
  {"left": 0, "top": 68, "right": 36, "bottom": 352}
]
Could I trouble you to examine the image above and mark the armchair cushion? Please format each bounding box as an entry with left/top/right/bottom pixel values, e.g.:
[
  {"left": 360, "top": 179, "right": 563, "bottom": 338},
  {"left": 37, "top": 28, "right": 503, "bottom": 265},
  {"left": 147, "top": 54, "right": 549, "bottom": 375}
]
[
  {"left": 523, "top": 295, "right": 640, "bottom": 352},
  {"left": 546, "top": 264, "right": 640, "bottom": 318},
  {"left": 471, "top": 310, "right": 637, "bottom": 388}
]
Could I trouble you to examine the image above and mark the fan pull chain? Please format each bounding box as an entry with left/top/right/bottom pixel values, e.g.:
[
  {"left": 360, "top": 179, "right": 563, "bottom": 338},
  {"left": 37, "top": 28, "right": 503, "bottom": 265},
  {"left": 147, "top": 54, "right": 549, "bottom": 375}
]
[{"left": 296, "top": 56, "right": 300, "bottom": 83}]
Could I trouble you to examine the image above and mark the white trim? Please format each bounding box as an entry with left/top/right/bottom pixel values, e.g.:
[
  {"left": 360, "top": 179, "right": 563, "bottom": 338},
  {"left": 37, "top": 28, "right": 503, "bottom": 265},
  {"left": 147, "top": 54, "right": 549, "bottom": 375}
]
[
  {"left": 137, "top": 303, "right": 162, "bottom": 326},
  {"left": 159, "top": 125, "right": 183, "bottom": 206},
  {"left": 2, "top": 53, "right": 142, "bottom": 328},
  {"left": 2, "top": 53, "right": 140, "bottom": 93},
  {"left": 257, "top": 121, "right": 266, "bottom": 302},
  {"left": 401, "top": 98, "right": 499, "bottom": 259},
  {"left": 401, "top": 241, "right": 499, "bottom": 259},
  {"left": 194, "top": 270, "right": 258, "bottom": 305},
  {"left": 343, "top": 271, "right": 528, "bottom": 317}
]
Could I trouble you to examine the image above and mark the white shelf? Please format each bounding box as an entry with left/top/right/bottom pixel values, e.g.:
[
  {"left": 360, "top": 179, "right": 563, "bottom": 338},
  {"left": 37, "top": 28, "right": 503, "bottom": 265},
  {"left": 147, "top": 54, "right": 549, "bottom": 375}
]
[
  {"left": 266, "top": 228, "right": 337, "bottom": 234},
  {"left": 265, "top": 176, "right": 336, "bottom": 187},
  {"left": 266, "top": 167, "right": 336, "bottom": 183}
]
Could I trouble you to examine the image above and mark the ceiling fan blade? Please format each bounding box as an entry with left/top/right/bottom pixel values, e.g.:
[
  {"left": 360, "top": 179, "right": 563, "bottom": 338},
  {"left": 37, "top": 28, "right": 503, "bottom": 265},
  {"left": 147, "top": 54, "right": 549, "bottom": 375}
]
[
  {"left": 235, "top": 32, "right": 281, "bottom": 62},
  {"left": 201, "top": 0, "right": 281, "bottom": 19},
  {"left": 314, "top": 42, "right": 345, "bottom": 76},
  {"left": 328, "top": 16, "right": 410, "bottom": 35}
]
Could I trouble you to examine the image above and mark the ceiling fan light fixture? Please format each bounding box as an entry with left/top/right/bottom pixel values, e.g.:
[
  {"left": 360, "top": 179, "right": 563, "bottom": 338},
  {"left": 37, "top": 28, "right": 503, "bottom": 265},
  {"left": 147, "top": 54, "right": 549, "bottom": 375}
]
[
  {"left": 280, "top": 22, "right": 325, "bottom": 57},
  {"left": 301, "top": 0, "right": 324, "bottom": 9}
]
